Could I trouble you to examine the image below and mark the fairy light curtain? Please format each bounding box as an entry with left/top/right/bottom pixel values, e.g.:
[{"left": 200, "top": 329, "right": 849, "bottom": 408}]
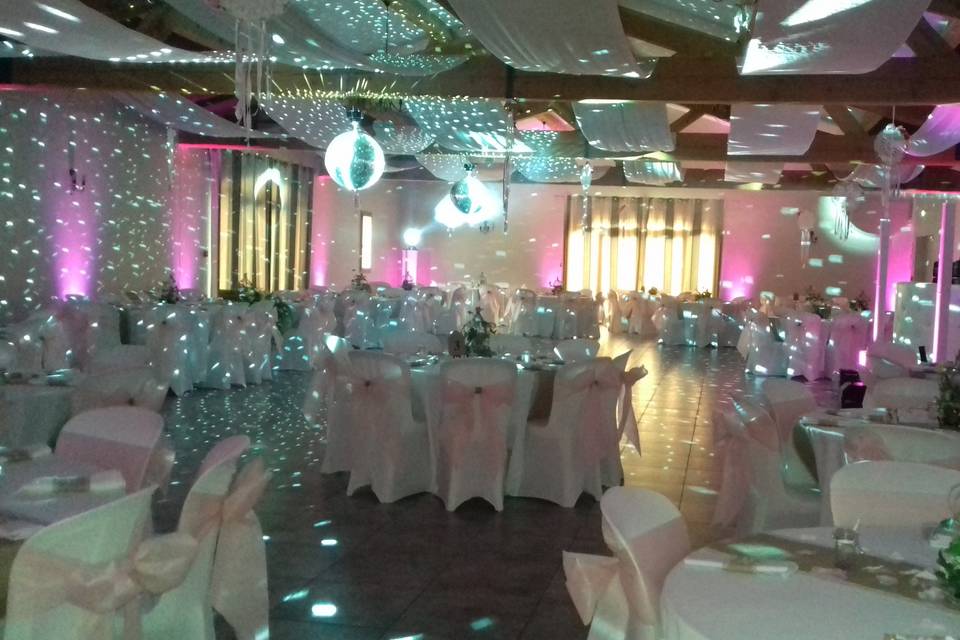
[
  {"left": 217, "top": 152, "right": 314, "bottom": 293},
  {"left": 564, "top": 196, "right": 723, "bottom": 296}
]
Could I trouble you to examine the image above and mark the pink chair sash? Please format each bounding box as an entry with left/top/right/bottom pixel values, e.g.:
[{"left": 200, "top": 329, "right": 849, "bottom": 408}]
[
  {"left": 618, "top": 366, "right": 646, "bottom": 452},
  {"left": 442, "top": 379, "right": 514, "bottom": 465},
  {"left": 568, "top": 366, "right": 622, "bottom": 467},
  {"left": 712, "top": 410, "right": 751, "bottom": 528}
]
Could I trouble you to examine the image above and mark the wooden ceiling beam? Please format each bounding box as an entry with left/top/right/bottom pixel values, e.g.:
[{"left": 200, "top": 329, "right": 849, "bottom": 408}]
[
  {"left": 929, "top": 0, "right": 960, "bottom": 20},
  {"left": 905, "top": 16, "right": 960, "bottom": 58},
  {"left": 822, "top": 105, "right": 870, "bottom": 143},
  {"left": 13, "top": 54, "right": 960, "bottom": 105},
  {"left": 670, "top": 106, "right": 710, "bottom": 133}
]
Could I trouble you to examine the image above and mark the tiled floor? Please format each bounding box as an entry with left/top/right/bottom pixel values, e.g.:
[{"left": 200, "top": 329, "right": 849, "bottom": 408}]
[{"left": 157, "top": 334, "right": 783, "bottom": 640}]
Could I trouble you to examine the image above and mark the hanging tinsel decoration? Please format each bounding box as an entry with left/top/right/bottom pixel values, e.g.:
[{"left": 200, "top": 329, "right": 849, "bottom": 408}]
[
  {"left": 830, "top": 180, "right": 864, "bottom": 241},
  {"left": 874, "top": 123, "right": 908, "bottom": 209},
  {"left": 502, "top": 100, "right": 517, "bottom": 234},
  {"left": 580, "top": 161, "right": 593, "bottom": 231},
  {"left": 215, "top": 0, "right": 288, "bottom": 130},
  {"left": 796, "top": 209, "right": 816, "bottom": 267}
]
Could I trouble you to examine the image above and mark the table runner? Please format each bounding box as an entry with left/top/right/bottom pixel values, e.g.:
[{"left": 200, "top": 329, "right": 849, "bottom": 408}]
[{"left": 711, "top": 533, "right": 951, "bottom": 611}]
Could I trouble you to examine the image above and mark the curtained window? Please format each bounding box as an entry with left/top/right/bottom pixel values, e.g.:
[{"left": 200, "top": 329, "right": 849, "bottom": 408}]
[
  {"left": 217, "top": 152, "right": 314, "bottom": 293},
  {"left": 564, "top": 195, "right": 723, "bottom": 295}
]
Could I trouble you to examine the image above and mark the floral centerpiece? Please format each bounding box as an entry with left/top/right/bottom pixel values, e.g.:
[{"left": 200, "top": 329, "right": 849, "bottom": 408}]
[
  {"left": 222, "top": 278, "right": 295, "bottom": 335},
  {"left": 804, "top": 287, "right": 832, "bottom": 320},
  {"left": 694, "top": 290, "right": 712, "bottom": 301},
  {"left": 463, "top": 307, "right": 495, "bottom": 357},
  {"left": 648, "top": 287, "right": 658, "bottom": 296},
  {"left": 549, "top": 276, "right": 564, "bottom": 296},
  {"left": 937, "top": 363, "right": 960, "bottom": 431},
  {"left": 351, "top": 271, "right": 371, "bottom": 293},
  {"left": 158, "top": 272, "right": 181, "bottom": 304},
  {"left": 401, "top": 272, "right": 415, "bottom": 291},
  {"left": 938, "top": 537, "right": 960, "bottom": 605},
  {"left": 850, "top": 290, "right": 870, "bottom": 313}
]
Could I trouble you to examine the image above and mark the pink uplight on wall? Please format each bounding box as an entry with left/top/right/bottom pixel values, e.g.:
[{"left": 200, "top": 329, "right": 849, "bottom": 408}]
[{"left": 52, "top": 187, "right": 96, "bottom": 299}]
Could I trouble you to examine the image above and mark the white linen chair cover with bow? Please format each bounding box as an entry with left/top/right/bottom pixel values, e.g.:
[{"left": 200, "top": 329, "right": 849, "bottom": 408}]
[
  {"left": 825, "top": 312, "right": 869, "bottom": 376},
  {"left": 760, "top": 378, "right": 818, "bottom": 490},
  {"left": 477, "top": 285, "right": 502, "bottom": 326},
  {"left": 202, "top": 305, "right": 246, "bottom": 390},
  {"left": 341, "top": 352, "right": 431, "bottom": 502},
  {"left": 620, "top": 292, "right": 644, "bottom": 335},
  {"left": 830, "top": 461, "right": 960, "bottom": 529},
  {"left": 863, "top": 377, "right": 938, "bottom": 423},
  {"left": 448, "top": 286, "right": 471, "bottom": 329},
  {"left": 508, "top": 289, "right": 539, "bottom": 336},
  {"left": 489, "top": 334, "right": 532, "bottom": 357},
  {"left": 5, "top": 311, "right": 71, "bottom": 374},
  {"left": 652, "top": 301, "right": 685, "bottom": 346},
  {"left": 55, "top": 406, "right": 165, "bottom": 493},
  {"left": 555, "top": 339, "right": 600, "bottom": 363},
  {"left": 343, "top": 292, "right": 377, "bottom": 349},
  {"left": 712, "top": 398, "right": 820, "bottom": 535},
  {"left": 743, "top": 315, "right": 788, "bottom": 376},
  {"left": 72, "top": 368, "right": 168, "bottom": 415},
  {"left": 318, "top": 337, "right": 364, "bottom": 474},
  {"left": 554, "top": 294, "right": 581, "bottom": 340},
  {"left": 432, "top": 359, "right": 517, "bottom": 511},
  {"left": 563, "top": 487, "right": 690, "bottom": 640},
  {"left": 277, "top": 305, "right": 326, "bottom": 372},
  {"left": 679, "top": 302, "right": 714, "bottom": 347},
  {"left": 58, "top": 300, "right": 122, "bottom": 370},
  {"left": 382, "top": 331, "right": 443, "bottom": 357},
  {"left": 783, "top": 312, "right": 827, "bottom": 381},
  {"left": 3, "top": 486, "right": 155, "bottom": 640},
  {"left": 145, "top": 305, "right": 197, "bottom": 397},
  {"left": 241, "top": 302, "right": 280, "bottom": 382},
  {"left": 301, "top": 335, "right": 344, "bottom": 428},
  {"left": 431, "top": 307, "right": 459, "bottom": 337},
  {"left": 184, "top": 306, "right": 211, "bottom": 387},
  {"left": 506, "top": 359, "right": 623, "bottom": 507},
  {"left": 606, "top": 292, "right": 626, "bottom": 334},
  {"left": 143, "top": 436, "right": 270, "bottom": 640},
  {"left": 712, "top": 300, "right": 745, "bottom": 348},
  {"left": 397, "top": 294, "right": 428, "bottom": 333}
]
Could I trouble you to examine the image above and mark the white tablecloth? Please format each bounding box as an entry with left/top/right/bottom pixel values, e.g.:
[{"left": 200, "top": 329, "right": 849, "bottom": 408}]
[
  {"left": 0, "top": 457, "right": 118, "bottom": 525},
  {"left": 0, "top": 384, "right": 73, "bottom": 448},
  {"left": 661, "top": 526, "right": 960, "bottom": 639}
]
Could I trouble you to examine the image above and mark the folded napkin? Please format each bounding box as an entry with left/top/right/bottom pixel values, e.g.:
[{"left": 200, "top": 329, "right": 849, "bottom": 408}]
[
  {"left": 0, "top": 444, "right": 52, "bottom": 463},
  {"left": 684, "top": 556, "right": 797, "bottom": 575},
  {"left": 0, "top": 519, "right": 43, "bottom": 541},
  {"left": 14, "top": 469, "right": 125, "bottom": 498}
]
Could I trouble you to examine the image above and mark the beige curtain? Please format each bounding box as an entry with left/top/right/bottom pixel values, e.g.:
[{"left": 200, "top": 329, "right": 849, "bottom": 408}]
[
  {"left": 217, "top": 152, "right": 314, "bottom": 293},
  {"left": 564, "top": 195, "right": 722, "bottom": 295}
]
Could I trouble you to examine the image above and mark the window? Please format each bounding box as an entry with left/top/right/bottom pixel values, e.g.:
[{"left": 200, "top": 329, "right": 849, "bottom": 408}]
[{"left": 360, "top": 212, "right": 373, "bottom": 271}]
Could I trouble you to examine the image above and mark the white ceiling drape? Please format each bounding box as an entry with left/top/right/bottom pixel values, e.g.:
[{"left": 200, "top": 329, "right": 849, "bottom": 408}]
[
  {"left": 623, "top": 161, "right": 684, "bottom": 185},
  {"left": 0, "top": 0, "right": 212, "bottom": 62},
  {"left": 114, "top": 92, "right": 271, "bottom": 138},
  {"left": 447, "top": 0, "right": 653, "bottom": 77},
  {"left": 844, "top": 163, "right": 925, "bottom": 188},
  {"left": 405, "top": 98, "right": 528, "bottom": 153},
  {"left": 573, "top": 101, "right": 674, "bottom": 153},
  {"left": 740, "top": 0, "right": 929, "bottom": 75},
  {"left": 372, "top": 121, "right": 436, "bottom": 155},
  {"left": 908, "top": 105, "right": 960, "bottom": 157},
  {"left": 728, "top": 104, "right": 822, "bottom": 155},
  {"left": 261, "top": 96, "right": 351, "bottom": 148},
  {"left": 619, "top": 0, "right": 746, "bottom": 41},
  {"left": 724, "top": 162, "right": 783, "bottom": 184},
  {"left": 416, "top": 154, "right": 471, "bottom": 182}
]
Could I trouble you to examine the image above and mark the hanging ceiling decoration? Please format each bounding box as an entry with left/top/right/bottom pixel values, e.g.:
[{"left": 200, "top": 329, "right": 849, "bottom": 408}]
[
  {"left": 417, "top": 154, "right": 471, "bottom": 182},
  {"left": 622, "top": 161, "right": 684, "bottom": 186},
  {"left": 405, "top": 98, "right": 531, "bottom": 154},
  {"left": 435, "top": 164, "right": 500, "bottom": 229},
  {"left": 262, "top": 95, "right": 352, "bottom": 148},
  {"left": 573, "top": 101, "right": 674, "bottom": 153},
  {"left": 831, "top": 180, "right": 865, "bottom": 241},
  {"left": 372, "top": 120, "right": 436, "bottom": 154},
  {"left": 727, "top": 104, "right": 821, "bottom": 156},
  {"left": 874, "top": 123, "right": 908, "bottom": 208},
  {"left": 113, "top": 91, "right": 273, "bottom": 139},
  {"left": 324, "top": 120, "right": 386, "bottom": 192},
  {"left": 215, "top": 0, "right": 288, "bottom": 129}
]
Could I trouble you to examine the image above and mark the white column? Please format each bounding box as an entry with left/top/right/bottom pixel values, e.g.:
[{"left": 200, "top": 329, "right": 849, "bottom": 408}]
[
  {"left": 872, "top": 218, "right": 891, "bottom": 343},
  {"left": 934, "top": 201, "right": 956, "bottom": 362}
]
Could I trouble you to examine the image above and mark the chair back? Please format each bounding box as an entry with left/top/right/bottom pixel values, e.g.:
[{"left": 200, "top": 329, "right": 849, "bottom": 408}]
[
  {"left": 760, "top": 378, "right": 817, "bottom": 449},
  {"left": 830, "top": 461, "right": 960, "bottom": 528},
  {"left": 554, "top": 338, "right": 600, "bottom": 363},
  {"left": 56, "top": 406, "right": 165, "bottom": 492},
  {"left": 600, "top": 487, "right": 690, "bottom": 634},
  {"left": 545, "top": 359, "right": 621, "bottom": 464},
  {"left": 4, "top": 487, "right": 155, "bottom": 640},
  {"left": 827, "top": 313, "right": 869, "bottom": 374},
  {"left": 72, "top": 368, "right": 168, "bottom": 415},
  {"left": 863, "top": 377, "right": 937, "bottom": 419},
  {"left": 865, "top": 341, "right": 916, "bottom": 379}
]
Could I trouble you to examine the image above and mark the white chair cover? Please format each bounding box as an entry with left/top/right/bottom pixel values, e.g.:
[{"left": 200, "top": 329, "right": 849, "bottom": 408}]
[
  {"left": 397, "top": 294, "right": 428, "bottom": 333},
  {"left": 783, "top": 312, "right": 827, "bottom": 381},
  {"left": 564, "top": 488, "right": 689, "bottom": 640},
  {"left": 743, "top": 315, "right": 788, "bottom": 376},
  {"left": 506, "top": 359, "right": 623, "bottom": 507},
  {"left": 55, "top": 406, "right": 165, "bottom": 493},
  {"left": 341, "top": 352, "right": 431, "bottom": 502},
  {"left": 448, "top": 286, "right": 471, "bottom": 329},
  {"left": 343, "top": 293, "right": 377, "bottom": 349},
  {"left": 653, "top": 301, "right": 685, "bottom": 346},
  {"left": 72, "top": 367, "right": 168, "bottom": 415},
  {"left": 508, "top": 289, "right": 539, "bottom": 336},
  {"left": 277, "top": 305, "right": 324, "bottom": 372},
  {"left": 712, "top": 301, "right": 744, "bottom": 348},
  {"left": 382, "top": 331, "right": 443, "bottom": 357},
  {"left": 242, "top": 302, "right": 279, "bottom": 382},
  {"left": 555, "top": 339, "right": 600, "bottom": 363},
  {"left": 825, "top": 312, "right": 869, "bottom": 376},
  {"left": 431, "top": 307, "right": 459, "bottom": 337},
  {"left": 830, "top": 461, "right": 960, "bottom": 529},
  {"left": 713, "top": 398, "right": 820, "bottom": 535},
  {"left": 5, "top": 311, "right": 71, "bottom": 374},
  {"left": 606, "top": 291, "right": 625, "bottom": 334},
  {"left": 202, "top": 305, "right": 246, "bottom": 390},
  {"left": 4, "top": 487, "right": 155, "bottom": 640},
  {"left": 863, "top": 377, "right": 938, "bottom": 423},
  {"left": 432, "top": 359, "right": 517, "bottom": 511},
  {"left": 760, "top": 378, "right": 818, "bottom": 490},
  {"left": 863, "top": 341, "right": 916, "bottom": 383},
  {"left": 146, "top": 305, "right": 201, "bottom": 397},
  {"left": 477, "top": 285, "right": 501, "bottom": 326}
]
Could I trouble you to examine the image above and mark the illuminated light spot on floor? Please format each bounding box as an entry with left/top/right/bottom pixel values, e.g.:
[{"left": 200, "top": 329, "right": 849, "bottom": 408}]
[
  {"left": 310, "top": 602, "right": 338, "bottom": 618},
  {"left": 470, "top": 617, "right": 496, "bottom": 631}
]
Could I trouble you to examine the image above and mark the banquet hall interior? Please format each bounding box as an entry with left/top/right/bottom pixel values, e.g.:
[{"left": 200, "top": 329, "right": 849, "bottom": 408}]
[{"left": 4, "top": 0, "right": 960, "bottom": 639}]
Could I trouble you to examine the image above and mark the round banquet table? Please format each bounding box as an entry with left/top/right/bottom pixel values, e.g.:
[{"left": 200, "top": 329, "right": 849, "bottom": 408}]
[{"left": 661, "top": 526, "right": 960, "bottom": 639}]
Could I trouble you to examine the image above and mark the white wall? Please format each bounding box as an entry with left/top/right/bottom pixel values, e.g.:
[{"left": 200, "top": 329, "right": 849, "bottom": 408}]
[{"left": 0, "top": 91, "right": 173, "bottom": 322}]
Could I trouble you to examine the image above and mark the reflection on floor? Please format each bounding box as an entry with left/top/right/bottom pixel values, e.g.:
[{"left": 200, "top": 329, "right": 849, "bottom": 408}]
[{"left": 157, "top": 334, "right": 784, "bottom": 640}]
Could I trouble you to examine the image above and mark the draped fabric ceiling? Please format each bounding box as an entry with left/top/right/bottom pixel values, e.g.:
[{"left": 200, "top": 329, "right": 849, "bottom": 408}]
[{"left": 8, "top": 0, "right": 958, "bottom": 190}]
